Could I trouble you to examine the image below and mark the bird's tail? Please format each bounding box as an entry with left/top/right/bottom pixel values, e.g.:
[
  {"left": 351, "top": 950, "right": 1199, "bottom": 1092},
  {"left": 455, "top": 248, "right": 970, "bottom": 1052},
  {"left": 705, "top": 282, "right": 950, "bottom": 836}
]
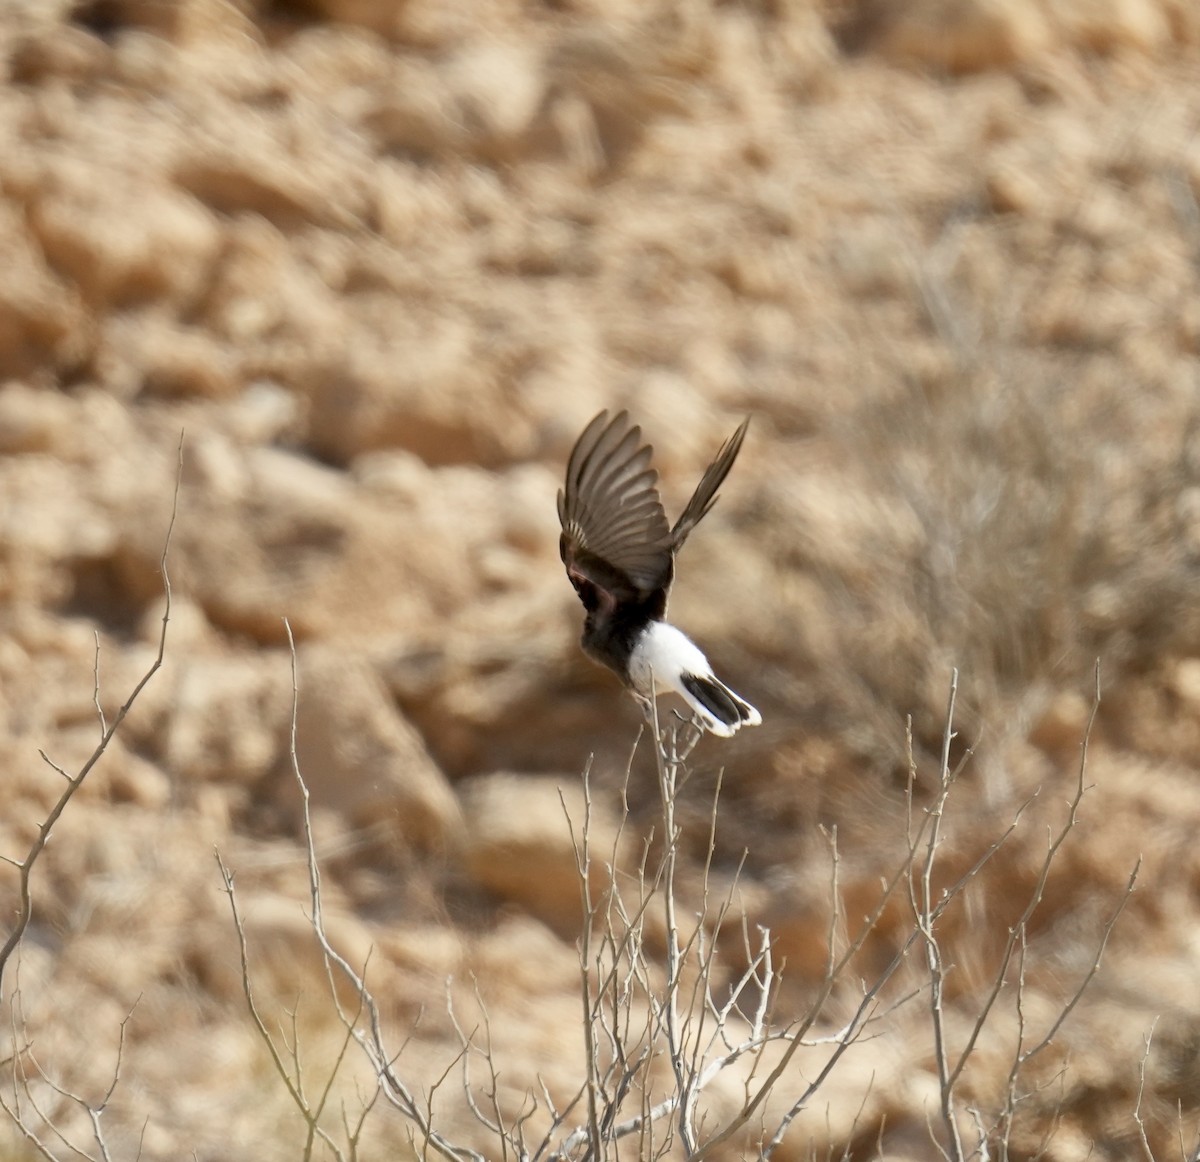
[
  {"left": 679, "top": 672, "right": 762, "bottom": 738},
  {"left": 670, "top": 419, "right": 750, "bottom": 551}
]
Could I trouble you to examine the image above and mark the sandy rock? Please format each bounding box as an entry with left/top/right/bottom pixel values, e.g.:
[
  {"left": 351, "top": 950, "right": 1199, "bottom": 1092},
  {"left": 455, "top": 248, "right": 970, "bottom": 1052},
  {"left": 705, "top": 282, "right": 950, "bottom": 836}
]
[
  {"left": 539, "top": 29, "right": 695, "bottom": 173},
  {"left": 300, "top": 322, "right": 536, "bottom": 467},
  {"left": 290, "top": 647, "right": 461, "bottom": 851},
  {"left": 16, "top": 802, "right": 232, "bottom": 974},
  {"left": 180, "top": 428, "right": 252, "bottom": 497},
  {"left": 172, "top": 110, "right": 370, "bottom": 230},
  {"left": 0, "top": 455, "right": 119, "bottom": 609},
  {"left": 0, "top": 275, "right": 88, "bottom": 381},
  {"left": 178, "top": 0, "right": 265, "bottom": 50},
  {"left": 1047, "top": 0, "right": 1172, "bottom": 52},
  {"left": 466, "top": 912, "right": 582, "bottom": 1003},
  {"left": 831, "top": 218, "right": 915, "bottom": 298},
  {"left": 444, "top": 39, "right": 546, "bottom": 162},
  {"left": 199, "top": 216, "right": 336, "bottom": 343},
  {"left": 101, "top": 741, "right": 175, "bottom": 810},
  {"left": 117, "top": 436, "right": 527, "bottom": 647},
  {"left": 869, "top": 0, "right": 1188, "bottom": 69},
  {"left": 143, "top": 440, "right": 352, "bottom": 641},
  {"left": 419, "top": 914, "right": 588, "bottom": 1131},
  {"left": 1164, "top": 0, "right": 1200, "bottom": 42},
  {"left": 299, "top": 0, "right": 409, "bottom": 39},
  {"left": 380, "top": 922, "right": 464, "bottom": 981},
  {"left": 175, "top": 147, "right": 352, "bottom": 230},
  {"left": 101, "top": 312, "right": 239, "bottom": 399},
  {"left": 379, "top": 586, "right": 607, "bottom": 779},
  {"left": 27, "top": 162, "right": 221, "bottom": 310},
  {"left": 100, "top": 24, "right": 183, "bottom": 90},
  {"left": 1170, "top": 658, "right": 1200, "bottom": 709},
  {"left": 873, "top": 0, "right": 1052, "bottom": 72},
  {"left": 157, "top": 653, "right": 293, "bottom": 787},
  {"left": 33, "top": 725, "right": 175, "bottom": 811},
  {"left": 0, "top": 203, "right": 91, "bottom": 379},
  {"left": 364, "top": 61, "right": 464, "bottom": 160},
  {"left": 218, "top": 381, "right": 301, "bottom": 445},
  {"left": 0, "top": 1, "right": 1200, "bottom": 1156},
  {"left": 192, "top": 887, "right": 379, "bottom": 1004},
  {"left": 700, "top": 1026, "right": 911, "bottom": 1157},
  {"left": 79, "top": 592, "right": 193, "bottom": 702},
  {"left": 353, "top": 454, "right": 558, "bottom": 550},
  {"left": 1028, "top": 689, "right": 1092, "bottom": 756},
  {"left": 365, "top": 38, "right": 547, "bottom": 165},
  {"left": 277, "top": 23, "right": 393, "bottom": 96},
  {"left": 299, "top": 0, "right": 506, "bottom": 47},
  {"left": 65, "top": 0, "right": 199, "bottom": 37},
  {"left": 985, "top": 158, "right": 1050, "bottom": 216},
  {"left": 0, "top": 383, "right": 76, "bottom": 453},
  {"left": 459, "top": 771, "right": 625, "bottom": 937},
  {"left": 9, "top": 22, "right": 109, "bottom": 84},
  {"left": 0, "top": 0, "right": 77, "bottom": 33}
]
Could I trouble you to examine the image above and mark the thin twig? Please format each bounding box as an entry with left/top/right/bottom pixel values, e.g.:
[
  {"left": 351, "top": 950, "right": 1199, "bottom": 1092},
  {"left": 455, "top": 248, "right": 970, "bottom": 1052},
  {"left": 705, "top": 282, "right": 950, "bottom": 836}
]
[
  {"left": 1132, "top": 1019, "right": 1158, "bottom": 1162},
  {"left": 280, "top": 622, "right": 485, "bottom": 1162},
  {"left": 918, "top": 671, "right": 967, "bottom": 1162},
  {"left": 647, "top": 690, "right": 699, "bottom": 1157},
  {"left": 0, "top": 434, "right": 182, "bottom": 1003}
]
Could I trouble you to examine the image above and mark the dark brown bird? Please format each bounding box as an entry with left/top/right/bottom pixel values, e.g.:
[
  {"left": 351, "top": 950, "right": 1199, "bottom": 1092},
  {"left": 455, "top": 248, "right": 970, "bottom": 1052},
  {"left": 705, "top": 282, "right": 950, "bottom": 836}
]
[{"left": 558, "top": 410, "right": 760, "bottom": 736}]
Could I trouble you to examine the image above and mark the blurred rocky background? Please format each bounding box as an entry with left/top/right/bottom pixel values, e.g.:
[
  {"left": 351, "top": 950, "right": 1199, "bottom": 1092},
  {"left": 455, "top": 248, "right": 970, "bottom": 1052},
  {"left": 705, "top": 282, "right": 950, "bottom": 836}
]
[{"left": 1, "top": 0, "right": 1200, "bottom": 1157}]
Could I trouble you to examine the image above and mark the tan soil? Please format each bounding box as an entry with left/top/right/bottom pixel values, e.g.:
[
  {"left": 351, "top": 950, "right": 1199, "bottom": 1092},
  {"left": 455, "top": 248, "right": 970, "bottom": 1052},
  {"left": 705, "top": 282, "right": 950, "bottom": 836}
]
[{"left": 1, "top": 0, "right": 1200, "bottom": 1158}]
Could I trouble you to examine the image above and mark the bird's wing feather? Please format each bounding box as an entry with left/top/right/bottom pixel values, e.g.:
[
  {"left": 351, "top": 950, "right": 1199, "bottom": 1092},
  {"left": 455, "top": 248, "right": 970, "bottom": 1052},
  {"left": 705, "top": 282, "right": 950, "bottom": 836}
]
[
  {"left": 670, "top": 418, "right": 749, "bottom": 551},
  {"left": 558, "top": 410, "right": 673, "bottom": 597}
]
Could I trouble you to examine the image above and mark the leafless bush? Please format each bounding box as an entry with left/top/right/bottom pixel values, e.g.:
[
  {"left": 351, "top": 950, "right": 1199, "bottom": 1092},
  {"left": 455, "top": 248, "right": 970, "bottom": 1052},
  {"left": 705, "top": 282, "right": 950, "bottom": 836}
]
[
  {"left": 210, "top": 651, "right": 1145, "bottom": 1160},
  {"left": 0, "top": 480, "right": 1171, "bottom": 1161},
  {"left": 0, "top": 444, "right": 180, "bottom": 1162}
]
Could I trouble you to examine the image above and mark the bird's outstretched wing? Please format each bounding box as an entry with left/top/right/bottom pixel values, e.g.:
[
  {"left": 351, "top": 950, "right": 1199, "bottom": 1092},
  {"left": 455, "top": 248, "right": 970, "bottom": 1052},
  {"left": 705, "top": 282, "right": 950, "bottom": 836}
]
[
  {"left": 557, "top": 410, "right": 674, "bottom": 605},
  {"left": 670, "top": 418, "right": 749, "bottom": 551}
]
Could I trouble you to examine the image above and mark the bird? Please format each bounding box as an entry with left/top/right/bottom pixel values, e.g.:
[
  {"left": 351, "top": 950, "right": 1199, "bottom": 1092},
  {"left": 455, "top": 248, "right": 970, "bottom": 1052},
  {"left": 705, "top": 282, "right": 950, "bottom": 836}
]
[{"left": 557, "top": 409, "right": 761, "bottom": 737}]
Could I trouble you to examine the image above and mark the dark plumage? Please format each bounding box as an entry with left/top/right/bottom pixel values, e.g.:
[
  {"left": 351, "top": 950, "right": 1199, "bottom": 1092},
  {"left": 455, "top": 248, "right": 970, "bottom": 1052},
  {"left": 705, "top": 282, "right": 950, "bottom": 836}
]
[{"left": 557, "top": 410, "right": 760, "bottom": 736}]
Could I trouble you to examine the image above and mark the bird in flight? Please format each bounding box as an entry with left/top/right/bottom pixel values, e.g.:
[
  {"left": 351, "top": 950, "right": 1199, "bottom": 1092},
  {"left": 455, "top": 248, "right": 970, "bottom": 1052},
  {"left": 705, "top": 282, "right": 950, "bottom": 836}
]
[{"left": 558, "top": 409, "right": 761, "bottom": 737}]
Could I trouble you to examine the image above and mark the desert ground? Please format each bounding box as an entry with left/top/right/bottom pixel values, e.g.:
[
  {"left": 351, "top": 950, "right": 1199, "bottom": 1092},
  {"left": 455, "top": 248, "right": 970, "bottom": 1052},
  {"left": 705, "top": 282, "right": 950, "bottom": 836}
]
[{"left": 2, "top": 0, "right": 1200, "bottom": 1158}]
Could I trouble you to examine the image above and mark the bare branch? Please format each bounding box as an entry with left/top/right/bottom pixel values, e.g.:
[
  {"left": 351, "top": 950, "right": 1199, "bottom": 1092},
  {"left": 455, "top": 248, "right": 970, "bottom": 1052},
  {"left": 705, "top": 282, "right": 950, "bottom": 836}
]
[
  {"left": 280, "top": 621, "right": 485, "bottom": 1162},
  {"left": 1132, "top": 1020, "right": 1158, "bottom": 1162},
  {"left": 91, "top": 631, "right": 107, "bottom": 740},
  {"left": 0, "top": 434, "right": 182, "bottom": 1001}
]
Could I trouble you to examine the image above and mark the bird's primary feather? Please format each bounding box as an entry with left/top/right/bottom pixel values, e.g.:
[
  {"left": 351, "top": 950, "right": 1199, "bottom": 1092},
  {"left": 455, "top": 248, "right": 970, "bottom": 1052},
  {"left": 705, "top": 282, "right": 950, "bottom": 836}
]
[
  {"left": 557, "top": 410, "right": 674, "bottom": 601},
  {"left": 670, "top": 419, "right": 749, "bottom": 551},
  {"left": 558, "top": 409, "right": 760, "bottom": 737}
]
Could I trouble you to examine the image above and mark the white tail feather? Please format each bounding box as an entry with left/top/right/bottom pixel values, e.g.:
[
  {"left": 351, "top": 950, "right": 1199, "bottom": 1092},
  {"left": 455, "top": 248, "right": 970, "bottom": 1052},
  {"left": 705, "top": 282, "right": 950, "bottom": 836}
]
[{"left": 629, "top": 622, "right": 761, "bottom": 737}]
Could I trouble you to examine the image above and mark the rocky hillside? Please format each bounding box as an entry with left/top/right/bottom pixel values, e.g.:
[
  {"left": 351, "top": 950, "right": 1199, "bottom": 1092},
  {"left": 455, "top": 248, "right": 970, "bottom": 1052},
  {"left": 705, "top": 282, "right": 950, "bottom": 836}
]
[{"left": 1, "top": 0, "right": 1200, "bottom": 1158}]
